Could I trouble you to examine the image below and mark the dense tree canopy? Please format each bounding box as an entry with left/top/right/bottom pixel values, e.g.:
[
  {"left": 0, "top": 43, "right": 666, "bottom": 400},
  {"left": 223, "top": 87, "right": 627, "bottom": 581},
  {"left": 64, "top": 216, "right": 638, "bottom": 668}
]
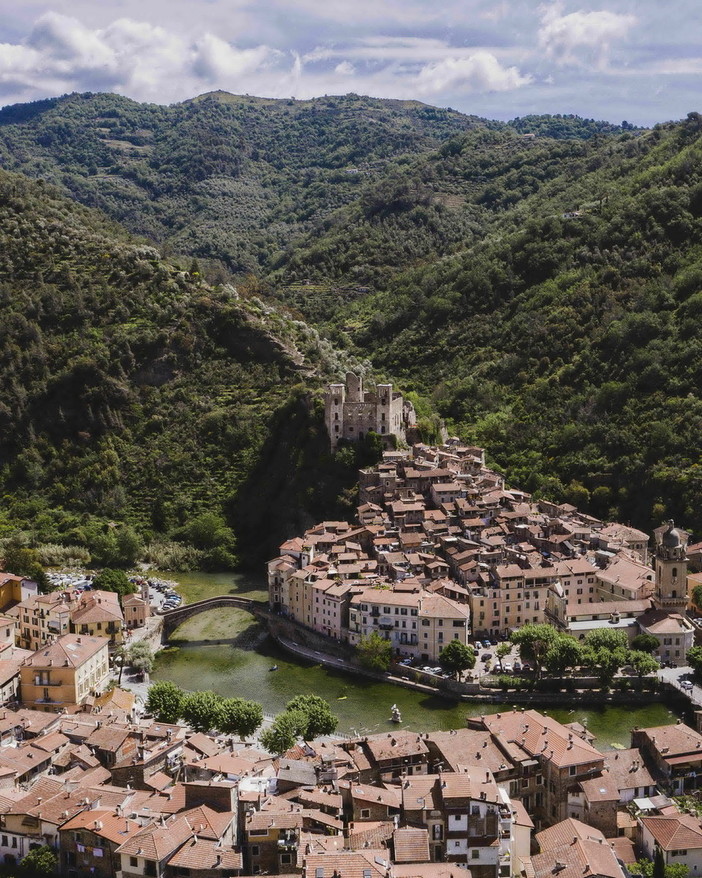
[{"left": 439, "top": 641, "right": 476, "bottom": 679}]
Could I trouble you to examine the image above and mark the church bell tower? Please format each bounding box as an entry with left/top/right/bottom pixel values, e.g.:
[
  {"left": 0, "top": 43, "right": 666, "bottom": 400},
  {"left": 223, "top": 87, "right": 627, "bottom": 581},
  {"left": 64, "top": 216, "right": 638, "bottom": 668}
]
[{"left": 653, "top": 520, "right": 689, "bottom": 612}]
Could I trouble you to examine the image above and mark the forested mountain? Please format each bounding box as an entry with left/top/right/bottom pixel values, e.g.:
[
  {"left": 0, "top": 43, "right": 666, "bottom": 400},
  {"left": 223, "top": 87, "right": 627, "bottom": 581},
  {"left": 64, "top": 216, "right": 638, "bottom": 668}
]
[
  {"left": 4, "top": 88, "right": 701, "bottom": 549},
  {"left": 0, "top": 91, "right": 495, "bottom": 278},
  {"left": 304, "top": 112, "right": 702, "bottom": 535},
  {"left": 0, "top": 169, "right": 372, "bottom": 568}
]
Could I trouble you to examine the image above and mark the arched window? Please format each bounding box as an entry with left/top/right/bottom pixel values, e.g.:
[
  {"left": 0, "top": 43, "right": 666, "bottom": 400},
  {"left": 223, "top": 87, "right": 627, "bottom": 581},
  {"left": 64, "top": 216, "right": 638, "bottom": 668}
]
[{"left": 672, "top": 567, "right": 678, "bottom": 578}]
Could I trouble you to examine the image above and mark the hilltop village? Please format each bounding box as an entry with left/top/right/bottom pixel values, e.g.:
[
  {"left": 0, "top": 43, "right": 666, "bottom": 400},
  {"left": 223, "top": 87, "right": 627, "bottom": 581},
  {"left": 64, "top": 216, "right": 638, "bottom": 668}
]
[{"left": 270, "top": 375, "right": 698, "bottom": 672}]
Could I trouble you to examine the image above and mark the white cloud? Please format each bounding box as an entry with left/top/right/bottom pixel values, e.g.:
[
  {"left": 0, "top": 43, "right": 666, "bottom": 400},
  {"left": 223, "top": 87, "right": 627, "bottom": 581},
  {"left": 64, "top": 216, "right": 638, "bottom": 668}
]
[
  {"left": 538, "top": 2, "right": 636, "bottom": 69},
  {"left": 192, "top": 33, "right": 276, "bottom": 80},
  {"left": 417, "top": 51, "right": 532, "bottom": 95},
  {"left": 334, "top": 60, "right": 355, "bottom": 75},
  {"left": 649, "top": 57, "right": 702, "bottom": 75},
  {"left": 0, "top": 11, "right": 276, "bottom": 102}
]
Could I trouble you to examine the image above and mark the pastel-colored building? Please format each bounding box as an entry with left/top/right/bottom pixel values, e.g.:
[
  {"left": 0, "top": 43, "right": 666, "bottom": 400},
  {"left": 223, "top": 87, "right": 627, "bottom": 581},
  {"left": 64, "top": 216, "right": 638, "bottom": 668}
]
[{"left": 19, "top": 634, "right": 110, "bottom": 711}]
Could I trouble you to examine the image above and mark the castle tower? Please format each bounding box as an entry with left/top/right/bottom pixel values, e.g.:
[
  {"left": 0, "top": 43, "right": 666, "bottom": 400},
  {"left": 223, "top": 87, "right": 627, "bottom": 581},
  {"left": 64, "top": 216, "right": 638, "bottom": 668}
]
[
  {"left": 346, "top": 372, "right": 363, "bottom": 402},
  {"left": 653, "top": 520, "right": 689, "bottom": 612},
  {"left": 376, "top": 382, "right": 393, "bottom": 438},
  {"left": 324, "top": 381, "right": 346, "bottom": 449}
]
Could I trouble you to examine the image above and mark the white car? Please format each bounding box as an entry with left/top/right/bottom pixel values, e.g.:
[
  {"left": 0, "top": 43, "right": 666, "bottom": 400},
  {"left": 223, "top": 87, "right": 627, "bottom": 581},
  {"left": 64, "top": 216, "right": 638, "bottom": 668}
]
[{"left": 681, "top": 679, "right": 694, "bottom": 690}]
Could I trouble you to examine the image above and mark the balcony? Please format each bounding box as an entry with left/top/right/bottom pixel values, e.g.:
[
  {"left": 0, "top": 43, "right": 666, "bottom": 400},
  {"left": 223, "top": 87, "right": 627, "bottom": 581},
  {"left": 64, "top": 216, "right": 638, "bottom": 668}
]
[{"left": 278, "top": 832, "right": 299, "bottom": 850}]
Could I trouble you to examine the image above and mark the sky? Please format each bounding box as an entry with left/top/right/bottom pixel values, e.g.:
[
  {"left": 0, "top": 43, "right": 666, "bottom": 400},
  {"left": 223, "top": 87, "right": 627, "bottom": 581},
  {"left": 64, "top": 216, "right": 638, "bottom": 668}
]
[{"left": 0, "top": 0, "right": 699, "bottom": 125}]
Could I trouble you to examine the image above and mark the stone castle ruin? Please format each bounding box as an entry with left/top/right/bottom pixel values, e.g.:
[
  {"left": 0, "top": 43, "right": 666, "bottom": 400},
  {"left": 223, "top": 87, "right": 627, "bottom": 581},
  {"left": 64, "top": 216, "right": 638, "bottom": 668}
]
[{"left": 324, "top": 373, "right": 416, "bottom": 450}]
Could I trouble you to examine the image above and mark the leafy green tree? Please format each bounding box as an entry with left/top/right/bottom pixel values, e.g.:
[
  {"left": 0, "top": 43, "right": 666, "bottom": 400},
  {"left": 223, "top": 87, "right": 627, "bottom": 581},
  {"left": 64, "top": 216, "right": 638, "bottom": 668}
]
[
  {"left": 692, "top": 584, "right": 702, "bottom": 610},
  {"left": 92, "top": 569, "right": 137, "bottom": 598},
  {"left": 357, "top": 631, "right": 392, "bottom": 671},
  {"left": 654, "top": 847, "right": 666, "bottom": 878},
  {"left": 495, "top": 642, "right": 511, "bottom": 671},
  {"left": 180, "top": 690, "right": 224, "bottom": 733},
  {"left": 260, "top": 710, "right": 306, "bottom": 755},
  {"left": 219, "top": 698, "right": 264, "bottom": 739},
  {"left": 145, "top": 680, "right": 184, "bottom": 723},
  {"left": 129, "top": 642, "right": 154, "bottom": 675},
  {"left": 510, "top": 624, "right": 558, "bottom": 679},
  {"left": 285, "top": 695, "right": 339, "bottom": 738},
  {"left": 628, "top": 650, "right": 659, "bottom": 679},
  {"left": 439, "top": 640, "right": 476, "bottom": 680},
  {"left": 2, "top": 540, "right": 48, "bottom": 590},
  {"left": 584, "top": 629, "right": 629, "bottom": 652},
  {"left": 176, "top": 513, "right": 238, "bottom": 572},
  {"left": 582, "top": 645, "right": 627, "bottom": 686},
  {"left": 581, "top": 629, "right": 629, "bottom": 685},
  {"left": 630, "top": 858, "right": 689, "bottom": 878},
  {"left": 544, "top": 636, "right": 583, "bottom": 676},
  {"left": 20, "top": 844, "right": 58, "bottom": 875},
  {"left": 114, "top": 526, "right": 144, "bottom": 568},
  {"left": 631, "top": 634, "right": 661, "bottom": 654}
]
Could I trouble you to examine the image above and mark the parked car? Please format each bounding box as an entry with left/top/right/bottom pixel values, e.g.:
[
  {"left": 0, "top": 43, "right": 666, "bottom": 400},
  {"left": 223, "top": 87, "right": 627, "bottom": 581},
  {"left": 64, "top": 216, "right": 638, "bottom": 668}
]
[
  {"left": 474, "top": 641, "right": 483, "bottom": 651},
  {"left": 503, "top": 663, "right": 513, "bottom": 674},
  {"left": 481, "top": 653, "right": 491, "bottom": 661},
  {"left": 514, "top": 661, "right": 522, "bottom": 672},
  {"left": 483, "top": 640, "right": 491, "bottom": 648},
  {"left": 681, "top": 679, "right": 694, "bottom": 689}
]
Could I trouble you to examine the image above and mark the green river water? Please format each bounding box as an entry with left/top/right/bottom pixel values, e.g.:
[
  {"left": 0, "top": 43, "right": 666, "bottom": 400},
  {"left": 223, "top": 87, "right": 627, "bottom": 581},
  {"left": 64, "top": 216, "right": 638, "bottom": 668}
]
[{"left": 151, "top": 572, "right": 681, "bottom": 749}]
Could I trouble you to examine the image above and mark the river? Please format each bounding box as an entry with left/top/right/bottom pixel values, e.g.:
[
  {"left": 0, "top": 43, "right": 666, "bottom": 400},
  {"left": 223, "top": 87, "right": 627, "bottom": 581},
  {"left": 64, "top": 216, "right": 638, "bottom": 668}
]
[{"left": 152, "top": 572, "right": 681, "bottom": 749}]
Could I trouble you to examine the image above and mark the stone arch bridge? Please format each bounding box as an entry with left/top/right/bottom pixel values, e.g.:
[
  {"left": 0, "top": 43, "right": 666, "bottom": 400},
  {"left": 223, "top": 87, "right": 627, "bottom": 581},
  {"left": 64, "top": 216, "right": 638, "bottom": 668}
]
[{"left": 160, "top": 596, "right": 272, "bottom": 639}]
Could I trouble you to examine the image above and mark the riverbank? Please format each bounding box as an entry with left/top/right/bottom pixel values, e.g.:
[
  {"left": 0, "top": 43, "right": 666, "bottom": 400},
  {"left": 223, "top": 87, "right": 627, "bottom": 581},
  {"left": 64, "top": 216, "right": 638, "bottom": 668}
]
[
  {"left": 271, "top": 627, "right": 670, "bottom": 708},
  {"left": 151, "top": 603, "right": 681, "bottom": 746}
]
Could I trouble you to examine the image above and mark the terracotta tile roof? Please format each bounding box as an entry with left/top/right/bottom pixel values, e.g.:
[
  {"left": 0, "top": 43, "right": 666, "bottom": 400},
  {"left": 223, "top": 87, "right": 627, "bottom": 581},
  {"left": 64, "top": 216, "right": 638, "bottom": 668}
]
[
  {"left": 246, "top": 809, "right": 303, "bottom": 832},
  {"left": 291, "top": 788, "right": 342, "bottom": 811},
  {"left": 21, "top": 633, "right": 106, "bottom": 668},
  {"left": 480, "top": 710, "right": 603, "bottom": 768},
  {"left": 536, "top": 818, "right": 605, "bottom": 852},
  {"left": 417, "top": 592, "right": 470, "bottom": 620},
  {"left": 116, "top": 813, "right": 194, "bottom": 860},
  {"left": 393, "top": 866, "right": 473, "bottom": 878},
  {"left": 0, "top": 647, "right": 33, "bottom": 684},
  {"left": 59, "top": 808, "right": 144, "bottom": 845},
  {"left": 144, "top": 771, "right": 173, "bottom": 792},
  {"left": 180, "top": 805, "right": 234, "bottom": 840},
  {"left": 393, "top": 827, "right": 430, "bottom": 863},
  {"left": 86, "top": 725, "right": 134, "bottom": 753},
  {"left": 347, "top": 820, "right": 395, "bottom": 851},
  {"left": 303, "top": 849, "right": 388, "bottom": 878},
  {"left": 640, "top": 814, "right": 702, "bottom": 851},
  {"left": 602, "top": 749, "right": 656, "bottom": 793},
  {"left": 186, "top": 732, "right": 221, "bottom": 758},
  {"left": 637, "top": 723, "right": 702, "bottom": 757},
  {"left": 427, "top": 729, "right": 512, "bottom": 773},
  {"left": 364, "top": 731, "right": 429, "bottom": 764},
  {"left": 348, "top": 783, "right": 402, "bottom": 808},
  {"left": 533, "top": 837, "right": 625, "bottom": 878},
  {"left": 94, "top": 687, "right": 136, "bottom": 713},
  {"left": 579, "top": 774, "right": 620, "bottom": 803},
  {"left": 511, "top": 799, "right": 534, "bottom": 828},
  {"left": 167, "top": 836, "right": 243, "bottom": 871},
  {"left": 608, "top": 836, "right": 636, "bottom": 865}
]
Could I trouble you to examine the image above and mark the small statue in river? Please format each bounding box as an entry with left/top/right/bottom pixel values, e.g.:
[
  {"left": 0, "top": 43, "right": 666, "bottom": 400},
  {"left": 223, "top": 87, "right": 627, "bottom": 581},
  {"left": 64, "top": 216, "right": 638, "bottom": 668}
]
[{"left": 390, "top": 704, "right": 402, "bottom": 723}]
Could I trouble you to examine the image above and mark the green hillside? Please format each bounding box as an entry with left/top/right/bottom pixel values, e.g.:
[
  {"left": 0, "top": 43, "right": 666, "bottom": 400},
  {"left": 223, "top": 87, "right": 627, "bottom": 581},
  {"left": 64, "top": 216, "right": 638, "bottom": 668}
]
[
  {"left": 0, "top": 169, "right": 370, "bottom": 568},
  {"left": 309, "top": 113, "right": 702, "bottom": 534},
  {"left": 0, "top": 91, "right": 493, "bottom": 278}
]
